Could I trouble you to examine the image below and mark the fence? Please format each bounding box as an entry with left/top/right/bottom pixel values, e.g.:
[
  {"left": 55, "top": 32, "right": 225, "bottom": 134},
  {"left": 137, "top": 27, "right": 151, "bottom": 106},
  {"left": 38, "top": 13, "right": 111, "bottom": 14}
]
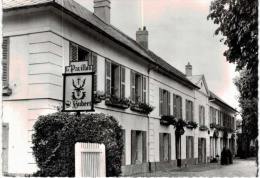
[{"left": 75, "top": 142, "right": 106, "bottom": 177}]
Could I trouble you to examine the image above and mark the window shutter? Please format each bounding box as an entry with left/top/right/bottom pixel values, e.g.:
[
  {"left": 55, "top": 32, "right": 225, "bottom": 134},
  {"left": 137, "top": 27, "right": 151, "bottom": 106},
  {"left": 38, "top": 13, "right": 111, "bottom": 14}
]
[
  {"left": 142, "top": 131, "right": 147, "bottom": 163},
  {"left": 191, "top": 101, "right": 193, "bottom": 121},
  {"left": 203, "top": 107, "right": 205, "bottom": 125},
  {"left": 179, "top": 97, "right": 183, "bottom": 118},
  {"left": 120, "top": 66, "right": 125, "bottom": 98},
  {"left": 159, "top": 133, "right": 164, "bottom": 161},
  {"left": 186, "top": 100, "right": 189, "bottom": 121},
  {"left": 121, "top": 129, "right": 125, "bottom": 166},
  {"left": 199, "top": 106, "right": 202, "bottom": 125},
  {"left": 159, "top": 88, "right": 163, "bottom": 115},
  {"left": 191, "top": 137, "right": 194, "bottom": 158},
  {"left": 173, "top": 94, "right": 177, "bottom": 117},
  {"left": 186, "top": 136, "right": 189, "bottom": 159},
  {"left": 131, "top": 130, "right": 137, "bottom": 164},
  {"left": 167, "top": 91, "right": 171, "bottom": 115},
  {"left": 70, "top": 42, "right": 78, "bottom": 62},
  {"left": 2, "top": 37, "right": 9, "bottom": 87},
  {"left": 130, "top": 70, "right": 136, "bottom": 102},
  {"left": 168, "top": 134, "right": 171, "bottom": 161},
  {"left": 142, "top": 76, "right": 147, "bottom": 103},
  {"left": 92, "top": 53, "right": 97, "bottom": 93},
  {"left": 105, "top": 60, "right": 111, "bottom": 96}
]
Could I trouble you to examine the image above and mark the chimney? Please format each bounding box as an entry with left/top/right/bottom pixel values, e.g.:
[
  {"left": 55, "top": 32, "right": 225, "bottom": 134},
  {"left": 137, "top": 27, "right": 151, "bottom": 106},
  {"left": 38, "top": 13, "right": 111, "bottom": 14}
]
[
  {"left": 185, "top": 62, "right": 192, "bottom": 76},
  {"left": 136, "top": 26, "right": 148, "bottom": 49},
  {"left": 94, "top": 0, "right": 111, "bottom": 24}
]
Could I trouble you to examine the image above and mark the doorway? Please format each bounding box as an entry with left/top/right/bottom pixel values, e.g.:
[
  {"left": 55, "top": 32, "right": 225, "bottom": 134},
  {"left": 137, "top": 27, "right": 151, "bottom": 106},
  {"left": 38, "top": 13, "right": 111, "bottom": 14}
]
[
  {"left": 176, "top": 134, "right": 181, "bottom": 167},
  {"left": 198, "top": 137, "right": 206, "bottom": 163}
]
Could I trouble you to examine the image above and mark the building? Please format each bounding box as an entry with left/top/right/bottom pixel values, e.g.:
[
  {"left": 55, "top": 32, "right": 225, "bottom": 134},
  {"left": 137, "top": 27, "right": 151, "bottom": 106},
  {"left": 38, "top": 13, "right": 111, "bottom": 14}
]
[{"left": 2, "top": 0, "right": 237, "bottom": 176}]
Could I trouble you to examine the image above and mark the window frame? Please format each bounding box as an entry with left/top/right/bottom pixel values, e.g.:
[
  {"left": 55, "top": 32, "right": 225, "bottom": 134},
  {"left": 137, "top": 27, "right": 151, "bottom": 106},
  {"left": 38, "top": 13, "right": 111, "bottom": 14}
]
[
  {"left": 185, "top": 99, "right": 194, "bottom": 122},
  {"left": 159, "top": 88, "right": 171, "bottom": 116}
]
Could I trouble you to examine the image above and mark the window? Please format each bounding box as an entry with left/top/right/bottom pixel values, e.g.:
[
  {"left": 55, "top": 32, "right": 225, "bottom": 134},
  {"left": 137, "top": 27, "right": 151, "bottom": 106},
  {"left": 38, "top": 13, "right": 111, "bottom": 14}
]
[
  {"left": 173, "top": 94, "right": 182, "bottom": 119},
  {"left": 210, "top": 107, "right": 217, "bottom": 124},
  {"left": 130, "top": 70, "right": 147, "bottom": 103},
  {"left": 159, "top": 133, "right": 171, "bottom": 161},
  {"left": 199, "top": 105, "right": 205, "bottom": 126},
  {"left": 159, "top": 89, "right": 170, "bottom": 116},
  {"left": 186, "top": 136, "right": 194, "bottom": 159},
  {"left": 105, "top": 60, "right": 125, "bottom": 98},
  {"left": 185, "top": 100, "right": 193, "bottom": 121},
  {"left": 69, "top": 42, "right": 97, "bottom": 91},
  {"left": 2, "top": 37, "right": 9, "bottom": 87},
  {"left": 131, "top": 130, "right": 147, "bottom": 164}
]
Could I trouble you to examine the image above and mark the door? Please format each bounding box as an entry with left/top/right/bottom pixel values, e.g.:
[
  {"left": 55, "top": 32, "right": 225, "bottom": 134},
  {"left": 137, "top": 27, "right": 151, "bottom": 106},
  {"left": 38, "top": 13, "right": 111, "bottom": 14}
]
[
  {"left": 176, "top": 134, "right": 181, "bottom": 167},
  {"left": 198, "top": 138, "right": 206, "bottom": 163}
]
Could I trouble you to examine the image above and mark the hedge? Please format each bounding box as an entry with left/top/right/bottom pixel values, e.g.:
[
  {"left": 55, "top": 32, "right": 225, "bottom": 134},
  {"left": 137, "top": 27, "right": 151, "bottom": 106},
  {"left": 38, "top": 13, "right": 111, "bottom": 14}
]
[{"left": 32, "top": 112, "right": 123, "bottom": 177}]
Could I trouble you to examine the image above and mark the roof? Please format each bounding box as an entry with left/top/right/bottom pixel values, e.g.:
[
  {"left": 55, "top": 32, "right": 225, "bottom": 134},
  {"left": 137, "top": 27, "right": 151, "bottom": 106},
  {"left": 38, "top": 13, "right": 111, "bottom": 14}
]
[
  {"left": 209, "top": 91, "right": 237, "bottom": 112},
  {"left": 147, "top": 50, "right": 199, "bottom": 89},
  {"left": 187, "top": 75, "right": 203, "bottom": 85},
  {"left": 187, "top": 74, "right": 210, "bottom": 94},
  {"left": 3, "top": 0, "right": 199, "bottom": 89}
]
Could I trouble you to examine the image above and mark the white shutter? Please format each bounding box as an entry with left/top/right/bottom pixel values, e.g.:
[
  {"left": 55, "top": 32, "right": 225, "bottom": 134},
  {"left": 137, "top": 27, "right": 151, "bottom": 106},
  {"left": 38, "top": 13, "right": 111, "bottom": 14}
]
[
  {"left": 120, "top": 66, "right": 125, "bottom": 98},
  {"left": 105, "top": 60, "right": 111, "bottom": 96},
  {"left": 130, "top": 70, "right": 136, "bottom": 102},
  {"left": 142, "top": 76, "right": 147, "bottom": 103}
]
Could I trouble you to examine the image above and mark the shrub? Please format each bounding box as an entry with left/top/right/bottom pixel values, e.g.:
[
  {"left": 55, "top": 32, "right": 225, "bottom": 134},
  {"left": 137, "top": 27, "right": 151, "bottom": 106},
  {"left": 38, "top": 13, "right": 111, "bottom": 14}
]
[{"left": 32, "top": 112, "right": 123, "bottom": 177}]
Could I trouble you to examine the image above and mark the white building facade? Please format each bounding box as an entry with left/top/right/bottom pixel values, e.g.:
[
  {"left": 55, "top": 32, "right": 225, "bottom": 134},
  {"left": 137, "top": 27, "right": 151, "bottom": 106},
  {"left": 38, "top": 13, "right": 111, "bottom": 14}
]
[{"left": 2, "top": 0, "right": 237, "bottom": 176}]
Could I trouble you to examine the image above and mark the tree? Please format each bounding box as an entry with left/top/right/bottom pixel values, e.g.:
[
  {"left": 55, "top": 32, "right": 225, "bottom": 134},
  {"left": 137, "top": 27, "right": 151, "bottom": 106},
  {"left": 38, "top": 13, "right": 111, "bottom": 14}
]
[{"left": 208, "top": 0, "right": 258, "bottom": 141}]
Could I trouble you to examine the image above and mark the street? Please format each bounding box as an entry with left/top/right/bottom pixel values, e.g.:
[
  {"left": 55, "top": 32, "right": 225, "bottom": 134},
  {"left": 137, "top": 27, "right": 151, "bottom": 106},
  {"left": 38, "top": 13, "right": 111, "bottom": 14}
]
[{"left": 132, "top": 158, "right": 257, "bottom": 177}]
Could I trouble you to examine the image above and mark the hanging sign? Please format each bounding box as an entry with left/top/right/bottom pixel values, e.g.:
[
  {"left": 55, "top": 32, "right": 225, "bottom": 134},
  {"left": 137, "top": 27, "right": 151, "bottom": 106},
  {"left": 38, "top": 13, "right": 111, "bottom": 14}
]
[{"left": 62, "top": 60, "right": 94, "bottom": 112}]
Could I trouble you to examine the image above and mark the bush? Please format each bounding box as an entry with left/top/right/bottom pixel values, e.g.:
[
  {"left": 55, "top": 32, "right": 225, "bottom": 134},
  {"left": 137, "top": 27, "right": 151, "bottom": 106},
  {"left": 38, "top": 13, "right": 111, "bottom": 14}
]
[
  {"left": 32, "top": 112, "right": 123, "bottom": 177},
  {"left": 221, "top": 147, "right": 233, "bottom": 165}
]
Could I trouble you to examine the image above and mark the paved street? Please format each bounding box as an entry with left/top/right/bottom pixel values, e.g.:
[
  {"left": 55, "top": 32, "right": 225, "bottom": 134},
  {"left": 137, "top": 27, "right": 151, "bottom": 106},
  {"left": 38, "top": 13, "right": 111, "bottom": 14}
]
[{"left": 132, "top": 158, "right": 257, "bottom": 177}]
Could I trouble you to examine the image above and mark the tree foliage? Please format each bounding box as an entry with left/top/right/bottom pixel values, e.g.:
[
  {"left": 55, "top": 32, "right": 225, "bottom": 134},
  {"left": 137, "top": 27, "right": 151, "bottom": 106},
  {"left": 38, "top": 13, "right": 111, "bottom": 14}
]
[
  {"left": 32, "top": 112, "right": 123, "bottom": 177},
  {"left": 208, "top": 0, "right": 258, "bottom": 140},
  {"left": 207, "top": 0, "right": 258, "bottom": 71}
]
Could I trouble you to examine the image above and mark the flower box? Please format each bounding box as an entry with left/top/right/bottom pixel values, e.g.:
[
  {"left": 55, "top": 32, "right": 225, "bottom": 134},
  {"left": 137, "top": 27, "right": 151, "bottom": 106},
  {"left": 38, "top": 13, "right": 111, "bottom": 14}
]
[
  {"left": 186, "top": 121, "right": 198, "bottom": 129},
  {"left": 160, "top": 115, "right": 176, "bottom": 126},
  {"left": 105, "top": 96, "right": 130, "bottom": 109},
  {"left": 199, "top": 125, "right": 209, "bottom": 131},
  {"left": 130, "top": 102, "right": 154, "bottom": 115}
]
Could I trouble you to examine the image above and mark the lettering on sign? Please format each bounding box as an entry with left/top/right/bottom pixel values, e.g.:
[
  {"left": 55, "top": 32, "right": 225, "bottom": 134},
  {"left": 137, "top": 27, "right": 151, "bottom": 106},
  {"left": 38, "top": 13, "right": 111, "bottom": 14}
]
[
  {"left": 63, "top": 73, "right": 94, "bottom": 111},
  {"left": 65, "top": 61, "right": 93, "bottom": 74}
]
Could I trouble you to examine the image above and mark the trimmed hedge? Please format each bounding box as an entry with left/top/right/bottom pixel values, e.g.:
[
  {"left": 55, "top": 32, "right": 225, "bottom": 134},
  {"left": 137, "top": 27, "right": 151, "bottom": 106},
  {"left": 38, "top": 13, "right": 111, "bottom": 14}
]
[{"left": 32, "top": 112, "right": 123, "bottom": 177}]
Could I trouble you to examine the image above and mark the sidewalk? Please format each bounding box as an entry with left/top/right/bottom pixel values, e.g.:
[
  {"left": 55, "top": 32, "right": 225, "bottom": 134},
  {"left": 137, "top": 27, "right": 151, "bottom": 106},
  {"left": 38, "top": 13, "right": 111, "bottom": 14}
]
[{"left": 131, "top": 158, "right": 257, "bottom": 177}]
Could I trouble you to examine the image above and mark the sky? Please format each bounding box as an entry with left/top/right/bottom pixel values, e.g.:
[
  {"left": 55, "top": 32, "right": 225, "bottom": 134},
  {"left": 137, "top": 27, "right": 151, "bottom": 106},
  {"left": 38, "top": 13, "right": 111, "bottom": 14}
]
[{"left": 75, "top": 0, "right": 240, "bottom": 111}]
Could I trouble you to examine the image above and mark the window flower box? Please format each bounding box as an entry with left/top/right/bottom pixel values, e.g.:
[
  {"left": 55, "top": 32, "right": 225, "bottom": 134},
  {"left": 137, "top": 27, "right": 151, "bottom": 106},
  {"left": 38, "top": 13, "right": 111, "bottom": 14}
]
[
  {"left": 105, "top": 96, "right": 130, "bottom": 109},
  {"left": 130, "top": 102, "right": 154, "bottom": 115},
  {"left": 199, "top": 125, "right": 209, "bottom": 131},
  {"left": 186, "top": 121, "right": 198, "bottom": 129},
  {"left": 160, "top": 115, "right": 176, "bottom": 126}
]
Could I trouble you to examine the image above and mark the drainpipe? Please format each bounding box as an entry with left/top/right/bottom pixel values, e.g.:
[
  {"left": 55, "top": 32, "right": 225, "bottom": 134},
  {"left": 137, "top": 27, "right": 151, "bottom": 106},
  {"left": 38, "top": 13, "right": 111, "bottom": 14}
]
[{"left": 147, "top": 65, "right": 151, "bottom": 172}]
